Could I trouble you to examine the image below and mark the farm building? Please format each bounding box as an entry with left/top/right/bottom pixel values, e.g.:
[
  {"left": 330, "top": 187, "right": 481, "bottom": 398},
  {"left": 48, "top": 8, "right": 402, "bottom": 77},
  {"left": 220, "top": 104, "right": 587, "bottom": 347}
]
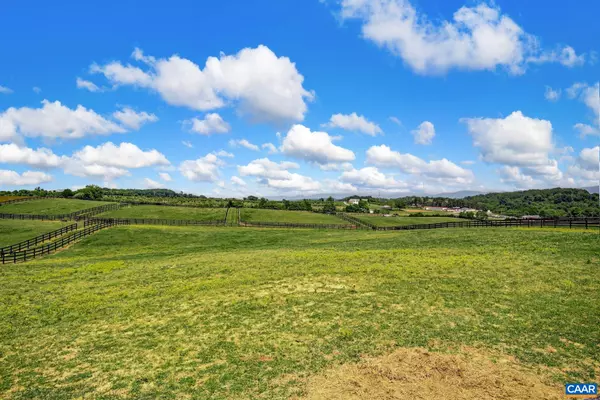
[{"left": 348, "top": 198, "right": 360, "bottom": 205}]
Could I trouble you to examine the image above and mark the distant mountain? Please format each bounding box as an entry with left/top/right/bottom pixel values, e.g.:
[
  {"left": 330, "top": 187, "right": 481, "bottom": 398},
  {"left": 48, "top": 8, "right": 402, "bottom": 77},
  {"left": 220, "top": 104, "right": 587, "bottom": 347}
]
[
  {"left": 431, "top": 190, "right": 487, "bottom": 199},
  {"left": 583, "top": 186, "right": 599, "bottom": 194}
]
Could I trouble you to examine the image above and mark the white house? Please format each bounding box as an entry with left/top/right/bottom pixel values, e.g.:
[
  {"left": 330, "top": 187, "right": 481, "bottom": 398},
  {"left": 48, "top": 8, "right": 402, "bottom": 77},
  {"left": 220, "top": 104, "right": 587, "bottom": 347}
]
[{"left": 348, "top": 198, "right": 360, "bottom": 205}]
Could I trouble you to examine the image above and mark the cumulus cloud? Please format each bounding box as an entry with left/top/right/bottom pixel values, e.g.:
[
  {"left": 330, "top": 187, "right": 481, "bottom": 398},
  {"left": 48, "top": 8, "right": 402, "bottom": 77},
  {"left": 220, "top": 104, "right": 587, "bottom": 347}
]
[
  {"left": 230, "top": 176, "right": 246, "bottom": 186},
  {"left": 280, "top": 124, "right": 355, "bottom": 164},
  {"left": 214, "top": 150, "right": 234, "bottom": 158},
  {"left": 237, "top": 157, "right": 317, "bottom": 191},
  {"left": 179, "top": 153, "right": 223, "bottom": 182},
  {"left": 0, "top": 144, "right": 67, "bottom": 168},
  {"left": 366, "top": 144, "right": 474, "bottom": 183},
  {"left": 76, "top": 77, "right": 102, "bottom": 92},
  {"left": 262, "top": 142, "right": 278, "bottom": 154},
  {"left": 112, "top": 107, "right": 158, "bottom": 130},
  {"left": 544, "top": 86, "right": 561, "bottom": 102},
  {"left": 71, "top": 142, "right": 169, "bottom": 169},
  {"left": 574, "top": 123, "right": 599, "bottom": 138},
  {"left": 158, "top": 172, "right": 172, "bottom": 182},
  {"left": 319, "top": 162, "right": 354, "bottom": 172},
  {"left": 567, "top": 82, "right": 600, "bottom": 135},
  {"left": 0, "top": 100, "right": 126, "bottom": 142},
  {"left": 461, "top": 111, "right": 553, "bottom": 166},
  {"left": 90, "top": 45, "right": 313, "bottom": 122},
  {"left": 0, "top": 170, "right": 52, "bottom": 186},
  {"left": 324, "top": 112, "right": 382, "bottom": 136},
  {"left": 339, "top": 0, "right": 585, "bottom": 75},
  {"left": 229, "top": 139, "right": 259, "bottom": 151},
  {"left": 411, "top": 121, "right": 435, "bottom": 145},
  {"left": 143, "top": 177, "right": 164, "bottom": 189},
  {"left": 0, "top": 85, "right": 13, "bottom": 94},
  {"left": 498, "top": 166, "right": 536, "bottom": 188},
  {"left": 186, "top": 113, "right": 230, "bottom": 135},
  {"left": 341, "top": 167, "right": 409, "bottom": 190}
]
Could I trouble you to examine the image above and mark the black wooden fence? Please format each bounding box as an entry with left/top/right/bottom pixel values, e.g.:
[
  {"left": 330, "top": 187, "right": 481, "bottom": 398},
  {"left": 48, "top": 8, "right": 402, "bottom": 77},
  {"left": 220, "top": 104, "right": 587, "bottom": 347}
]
[
  {"left": 336, "top": 213, "right": 375, "bottom": 230},
  {"left": 0, "top": 203, "right": 122, "bottom": 222},
  {"left": 0, "top": 221, "right": 128, "bottom": 264},
  {"left": 375, "top": 217, "right": 600, "bottom": 231},
  {"left": 0, "top": 223, "right": 77, "bottom": 256},
  {"left": 85, "top": 217, "right": 226, "bottom": 227}
]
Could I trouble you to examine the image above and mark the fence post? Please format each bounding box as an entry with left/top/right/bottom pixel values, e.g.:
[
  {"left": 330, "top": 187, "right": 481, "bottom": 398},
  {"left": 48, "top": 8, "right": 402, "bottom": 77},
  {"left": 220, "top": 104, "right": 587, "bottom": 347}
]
[{"left": 585, "top": 218, "right": 588, "bottom": 229}]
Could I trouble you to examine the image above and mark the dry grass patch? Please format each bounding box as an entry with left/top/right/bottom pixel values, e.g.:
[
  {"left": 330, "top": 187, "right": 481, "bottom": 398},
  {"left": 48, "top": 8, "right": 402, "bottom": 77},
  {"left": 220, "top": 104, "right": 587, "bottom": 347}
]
[{"left": 302, "top": 347, "right": 563, "bottom": 400}]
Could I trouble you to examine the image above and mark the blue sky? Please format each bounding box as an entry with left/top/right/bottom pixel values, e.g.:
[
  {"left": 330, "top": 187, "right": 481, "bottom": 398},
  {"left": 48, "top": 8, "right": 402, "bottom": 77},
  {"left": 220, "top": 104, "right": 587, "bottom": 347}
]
[{"left": 0, "top": 0, "right": 598, "bottom": 197}]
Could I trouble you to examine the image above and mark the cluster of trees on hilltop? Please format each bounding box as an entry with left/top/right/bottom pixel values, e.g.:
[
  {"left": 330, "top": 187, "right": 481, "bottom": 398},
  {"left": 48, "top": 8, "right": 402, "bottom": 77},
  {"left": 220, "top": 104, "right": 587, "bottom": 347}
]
[{"left": 461, "top": 188, "right": 599, "bottom": 217}]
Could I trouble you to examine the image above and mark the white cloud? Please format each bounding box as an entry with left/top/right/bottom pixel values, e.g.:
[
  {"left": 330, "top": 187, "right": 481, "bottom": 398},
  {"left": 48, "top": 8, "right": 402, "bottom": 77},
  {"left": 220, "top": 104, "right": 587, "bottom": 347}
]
[
  {"left": 324, "top": 112, "right": 382, "bottom": 136},
  {"left": 231, "top": 176, "right": 246, "bottom": 186},
  {"left": 567, "top": 147, "right": 600, "bottom": 183},
  {"left": 498, "top": 166, "right": 536, "bottom": 188},
  {"left": 182, "top": 141, "right": 194, "bottom": 148},
  {"left": 319, "top": 162, "right": 354, "bottom": 171},
  {"left": 91, "top": 45, "right": 313, "bottom": 122},
  {"left": 460, "top": 160, "right": 476, "bottom": 165},
  {"left": 341, "top": 167, "right": 409, "bottom": 190},
  {"left": 280, "top": 124, "right": 355, "bottom": 164},
  {"left": 528, "top": 46, "right": 585, "bottom": 67},
  {"left": 574, "top": 123, "right": 600, "bottom": 138},
  {"left": 411, "top": 121, "right": 435, "bottom": 145},
  {"left": 461, "top": 111, "right": 553, "bottom": 166},
  {"left": 0, "top": 100, "right": 126, "bottom": 142},
  {"left": 0, "top": 170, "right": 52, "bottom": 186},
  {"left": 112, "top": 107, "right": 158, "bottom": 130},
  {"left": 238, "top": 158, "right": 299, "bottom": 180},
  {"left": 64, "top": 163, "right": 129, "bottom": 181},
  {"left": 214, "top": 150, "right": 234, "bottom": 158},
  {"left": 76, "top": 77, "right": 102, "bottom": 92},
  {"left": 158, "top": 172, "right": 172, "bottom": 182},
  {"left": 0, "top": 85, "right": 13, "bottom": 94},
  {"left": 32, "top": 87, "right": 41, "bottom": 94},
  {"left": 71, "top": 142, "right": 169, "bottom": 169},
  {"left": 366, "top": 144, "right": 474, "bottom": 183},
  {"left": 0, "top": 144, "right": 66, "bottom": 168},
  {"left": 389, "top": 116, "right": 402, "bottom": 126},
  {"left": 266, "top": 173, "right": 321, "bottom": 191},
  {"left": 186, "top": 113, "right": 230, "bottom": 135},
  {"left": 578, "top": 146, "right": 599, "bottom": 171},
  {"left": 144, "top": 177, "right": 164, "bottom": 189},
  {"left": 262, "top": 142, "right": 278, "bottom": 154},
  {"left": 229, "top": 139, "right": 259, "bottom": 151},
  {"left": 544, "top": 86, "right": 561, "bottom": 102},
  {"left": 340, "top": 1, "right": 584, "bottom": 75},
  {"left": 179, "top": 153, "right": 222, "bottom": 182}
]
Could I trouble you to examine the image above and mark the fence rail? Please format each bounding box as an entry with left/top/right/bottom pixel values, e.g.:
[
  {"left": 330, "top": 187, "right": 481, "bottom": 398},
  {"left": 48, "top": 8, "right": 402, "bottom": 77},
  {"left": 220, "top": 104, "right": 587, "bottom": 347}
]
[
  {"left": 336, "top": 213, "right": 375, "bottom": 230},
  {"left": 0, "top": 203, "right": 122, "bottom": 222},
  {"left": 0, "top": 223, "right": 78, "bottom": 256},
  {"left": 238, "top": 220, "right": 358, "bottom": 229},
  {"left": 85, "top": 217, "right": 225, "bottom": 227},
  {"left": 375, "top": 217, "right": 600, "bottom": 231},
  {"left": 0, "top": 221, "right": 129, "bottom": 264}
]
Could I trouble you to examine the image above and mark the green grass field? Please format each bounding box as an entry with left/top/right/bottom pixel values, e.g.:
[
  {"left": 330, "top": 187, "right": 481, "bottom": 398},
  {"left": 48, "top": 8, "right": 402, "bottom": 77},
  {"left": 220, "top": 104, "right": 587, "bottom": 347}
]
[
  {"left": 0, "top": 220, "right": 66, "bottom": 247},
  {"left": 240, "top": 209, "right": 349, "bottom": 224},
  {"left": 98, "top": 205, "right": 227, "bottom": 221},
  {"left": 0, "top": 226, "right": 598, "bottom": 399},
  {"left": 353, "top": 215, "right": 460, "bottom": 227},
  {"left": 0, "top": 199, "right": 110, "bottom": 215}
]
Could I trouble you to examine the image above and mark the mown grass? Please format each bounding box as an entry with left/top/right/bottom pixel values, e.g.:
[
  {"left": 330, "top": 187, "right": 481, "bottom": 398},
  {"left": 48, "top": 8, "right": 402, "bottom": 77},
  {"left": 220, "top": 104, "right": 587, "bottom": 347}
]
[
  {"left": 0, "top": 220, "right": 66, "bottom": 247},
  {"left": 0, "top": 226, "right": 598, "bottom": 399},
  {"left": 241, "top": 209, "right": 349, "bottom": 224},
  {"left": 0, "top": 199, "right": 111, "bottom": 215},
  {"left": 352, "top": 215, "right": 460, "bottom": 227},
  {"left": 98, "top": 205, "right": 227, "bottom": 221}
]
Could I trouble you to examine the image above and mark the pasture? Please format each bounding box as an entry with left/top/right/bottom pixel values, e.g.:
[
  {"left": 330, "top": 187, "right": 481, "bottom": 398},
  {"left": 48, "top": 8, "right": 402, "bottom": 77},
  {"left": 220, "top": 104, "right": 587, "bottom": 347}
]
[
  {"left": 0, "top": 220, "right": 66, "bottom": 247},
  {"left": 353, "top": 215, "right": 460, "bottom": 227},
  {"left": 0, "top": 226, "right": 598, "bottom": 399},
  {"left": 240, "top": 208, "right": 349, "bottom": 224},
  {"left": 98, "top": 205, "right": 227, "bottom": 221},
  {"left": 0, "top": 198, "right": 110, "bottom": 215},
  {"left": 0, "top": 196, "right": 30, "bottom": 203}
]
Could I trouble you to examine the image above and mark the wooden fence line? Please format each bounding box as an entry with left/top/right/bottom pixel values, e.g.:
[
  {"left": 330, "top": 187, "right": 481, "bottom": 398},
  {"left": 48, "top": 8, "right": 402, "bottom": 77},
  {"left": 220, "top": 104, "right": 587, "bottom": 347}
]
[
  {"left": 374, "top": 217, "right": 600, "bottom": 231},
  {"left": 0, "top": 221, "right": 130, "bottom": 264},
  {"left": 0, "top": 223, "right": 78, "bottom": 256},
  {"left": 0, "top": 203, "right": 123, "bottom": 222},
  {"left": 85, "top": 217, "right": 226, "bottom": 227},
  {"left": 0, "top": 197, "right": 39, "bottom": 206}
]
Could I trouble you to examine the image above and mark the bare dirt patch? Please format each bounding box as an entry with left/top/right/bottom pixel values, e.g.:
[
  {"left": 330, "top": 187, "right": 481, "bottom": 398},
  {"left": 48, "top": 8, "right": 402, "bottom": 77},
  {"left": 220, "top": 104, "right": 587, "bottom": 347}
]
[{"left": 301, "top": 347, "right": 563, "bottom": 400}]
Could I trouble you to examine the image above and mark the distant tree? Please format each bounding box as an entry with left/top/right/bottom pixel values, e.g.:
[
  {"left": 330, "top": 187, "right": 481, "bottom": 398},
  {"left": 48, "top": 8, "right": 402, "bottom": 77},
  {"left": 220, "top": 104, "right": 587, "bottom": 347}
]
[
  {"left": 61, "top": 189, "right": 74, "bottom": 198},
  {"left": 323, "top": 196, "right": 336, "bottom": 213}
]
